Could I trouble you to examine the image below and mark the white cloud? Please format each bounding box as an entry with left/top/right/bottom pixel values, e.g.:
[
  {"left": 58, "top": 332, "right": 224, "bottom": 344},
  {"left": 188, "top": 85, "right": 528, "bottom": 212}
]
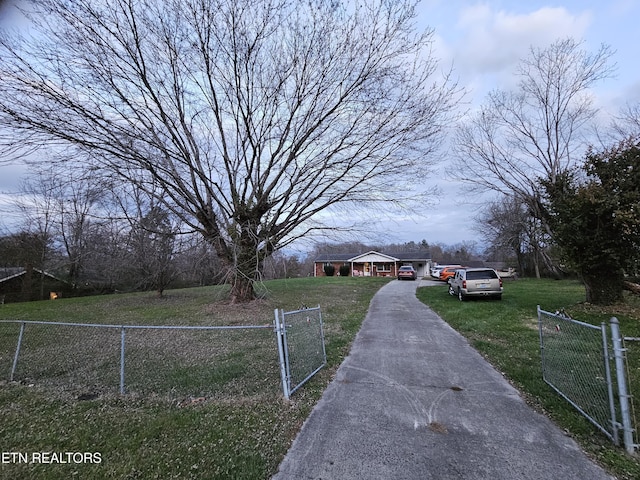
[
  {"left": 454, "top": 5, "right": 592, "bottom": 74},
  {"left": 431, "top": 4, "right": 594, "bottom": 101}
]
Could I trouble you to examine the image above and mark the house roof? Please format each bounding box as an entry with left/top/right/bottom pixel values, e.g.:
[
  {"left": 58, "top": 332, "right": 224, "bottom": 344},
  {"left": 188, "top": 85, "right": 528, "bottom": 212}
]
[
  {"left": 350, "top": 251, "right": 400, "bottom": 263},
  {"left": 0, "top": 268, "right": 68, "bottom": 285},
  {"left": 391, "top": 251, "right": 432, "bottom": 261},
  {"left": 0, "top": 268, "right": 28, "bottom": 283},
  {"left": 314, "top": 253, "right": 357, "bottom": 263},
  {"left": 315, "top": 250, "right": 431, "bottom": 262}
]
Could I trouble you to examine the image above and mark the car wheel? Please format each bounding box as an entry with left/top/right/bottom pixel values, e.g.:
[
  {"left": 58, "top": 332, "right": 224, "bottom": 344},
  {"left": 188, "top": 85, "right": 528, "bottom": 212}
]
[
  {"left": 457, "top": 288, "right": 465, "bottom": 302},
  {"left": 448, "top": 285, "right": 455, "bottom": 296}
]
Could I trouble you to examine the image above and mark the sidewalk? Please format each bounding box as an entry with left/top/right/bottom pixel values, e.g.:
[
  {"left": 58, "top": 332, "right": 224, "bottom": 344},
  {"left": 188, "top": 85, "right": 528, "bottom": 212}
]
[{"left": 272, "top": 279, "right": 614, "bottom": 479}]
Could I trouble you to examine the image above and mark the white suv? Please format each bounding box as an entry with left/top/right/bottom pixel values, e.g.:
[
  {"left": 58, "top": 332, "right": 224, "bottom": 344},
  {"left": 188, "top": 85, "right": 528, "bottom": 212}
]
[{"left": 448, "top": 268, "right": 503, "bottom": 301}]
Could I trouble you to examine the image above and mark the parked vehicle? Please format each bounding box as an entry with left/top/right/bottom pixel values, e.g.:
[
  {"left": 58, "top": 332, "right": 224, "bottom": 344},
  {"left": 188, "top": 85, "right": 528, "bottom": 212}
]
[
  {"left": 448, "top": 268, "right": 503, "bottom": 301},
  {"left": 431, "top": 264, "right": 461, "bottom": 279},
  {"left": 497, "top": 268, "right": 518, "bottom": 279},
  {"left": 438, "top": 266, "right": 463, "bottom": 282},
  {"left": 397, "top": 265, "right": 417, "bottom": 280}
]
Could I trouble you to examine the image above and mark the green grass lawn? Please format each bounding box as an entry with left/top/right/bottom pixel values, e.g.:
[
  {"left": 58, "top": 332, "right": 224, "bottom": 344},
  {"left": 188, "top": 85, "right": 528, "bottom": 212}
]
[
  {"left": 416, "top": 278, "right": 640, "bottom": 480},
  {"left": 0, "top": 277, "right": 390, "bottom": 480},
  {"left": 3, "top": 276, "right": 639, "bottom": 479}
]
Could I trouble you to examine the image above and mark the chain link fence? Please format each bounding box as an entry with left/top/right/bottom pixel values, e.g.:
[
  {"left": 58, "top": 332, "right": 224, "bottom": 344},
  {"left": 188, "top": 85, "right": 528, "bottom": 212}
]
[
  {"left": 1, "top": 306, "right": 327, "bottom": 401},
  {"left": 0, "top": 320, "right": 279, "bottom": 399},
  {"left": 538, "top": 307, "right": 637, "bottom": 453},
  {"left": 274, "top": 306, "right": 326, "bottom": 399},
  {"left": 537, "top": 308, "right": 616, "bottom": 441}
]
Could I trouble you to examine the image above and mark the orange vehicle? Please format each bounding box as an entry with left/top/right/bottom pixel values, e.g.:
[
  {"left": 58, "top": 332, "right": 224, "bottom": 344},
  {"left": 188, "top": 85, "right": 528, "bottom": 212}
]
[{"left": 438, "top": 266, "right": 464, "bottom": 282}]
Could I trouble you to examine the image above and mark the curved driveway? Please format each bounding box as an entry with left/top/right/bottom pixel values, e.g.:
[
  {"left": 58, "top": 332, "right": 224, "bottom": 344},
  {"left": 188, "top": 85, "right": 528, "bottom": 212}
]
[{"left": 273, "top": 279, "right": 614, "bottom": 480}]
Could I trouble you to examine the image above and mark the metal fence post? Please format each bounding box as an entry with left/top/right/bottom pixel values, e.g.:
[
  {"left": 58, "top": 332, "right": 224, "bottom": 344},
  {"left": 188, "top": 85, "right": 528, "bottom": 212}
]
[
  {"left": 10, "top": 322, "right": 26, "bottom": 381},
  {"left": 600, "top": 322, "right": 619, "bottom": 445},
  {"left": 120, "top": 326, "right": 126, "bottom": 395},
  {"left": 274, "top": 309, "right": 290, "bottom": 400},
  {"left": 610, "top": 317, "right": 635, "bottom": 454},
  {"left": 537, "top": 305, "right": 546, "bottom": 380},
  {"left": 317, "top": 304, "right": 327, "bottom": 365}
]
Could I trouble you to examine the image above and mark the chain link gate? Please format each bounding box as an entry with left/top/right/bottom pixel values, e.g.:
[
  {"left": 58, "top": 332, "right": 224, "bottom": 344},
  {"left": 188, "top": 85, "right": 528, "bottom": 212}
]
[
  {"left": 538, "top": 306, "right": 636, "bottom": 453},
  {"left": 274, "top": 306, "right": 326, "bottom": 400}
]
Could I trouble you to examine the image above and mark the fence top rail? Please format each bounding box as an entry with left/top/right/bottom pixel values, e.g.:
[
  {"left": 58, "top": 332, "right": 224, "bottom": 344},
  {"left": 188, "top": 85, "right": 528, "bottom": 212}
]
[
  {"left": 283, "top": 305, "right": 321, "bottom": 316},
  {"left": 0, "top": 319, "right": 273, "bottom": 331},
  {"left": 537, "top": 307, "right": 603, "bottom": 330}
]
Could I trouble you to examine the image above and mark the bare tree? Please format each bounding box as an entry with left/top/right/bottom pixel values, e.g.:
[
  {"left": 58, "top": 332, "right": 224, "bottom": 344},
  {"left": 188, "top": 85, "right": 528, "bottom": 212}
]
[
  {"left": 173, "top": 234, "right": 225, "bottom": 287},
  {"left": 453, "top": 38, "right": 614, "bottom": 225},
  {"left": 53, "top": 170, "right": 101, "bottom": 286},
  {"left": 127, "top": 203, "right": 179, "bottom": 297},
  {"left": 13, "top": 168, "right": 61, "bottom": 297},
  {"left": 475, "top": 196, "right": 528, "bottom": 271},
  {"left": 57, "top": 179, "right": 104, "bottom": 287},
  {"left": 611, "top": 102, "right": 640, "bottom": 140},
  {"left": 475, "top": 195, "right": 556, "bottom": 277},
  {"left": 0, "top": 0, "right": 460, "bottom": 302}
]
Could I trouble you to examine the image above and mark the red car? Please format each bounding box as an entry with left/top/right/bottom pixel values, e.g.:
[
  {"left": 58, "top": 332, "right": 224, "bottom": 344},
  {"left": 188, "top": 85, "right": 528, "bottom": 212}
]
[{"left": 397, "top": 265, "right": 417, "bottom": 280}]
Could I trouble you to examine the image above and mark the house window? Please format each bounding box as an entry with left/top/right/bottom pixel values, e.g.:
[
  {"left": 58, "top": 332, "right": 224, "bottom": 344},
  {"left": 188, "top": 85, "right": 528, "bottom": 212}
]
[{"left": 376, "top": 263, "right": 391, "bottom": 272}]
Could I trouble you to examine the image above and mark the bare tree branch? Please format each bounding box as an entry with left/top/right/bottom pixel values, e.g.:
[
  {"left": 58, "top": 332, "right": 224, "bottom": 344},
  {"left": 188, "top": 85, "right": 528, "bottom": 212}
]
[
  {"left": 0, "top": 0, "right": 461, "bottom": 301},
  {"left": 453, "top": 38, "right": 615, "bottom": 200}
]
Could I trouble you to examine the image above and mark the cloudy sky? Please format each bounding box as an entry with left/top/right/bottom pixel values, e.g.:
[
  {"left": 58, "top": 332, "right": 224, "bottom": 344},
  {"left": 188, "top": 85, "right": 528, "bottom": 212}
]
[
  {"left": 1, "top": 1, "right": 639, "bottom": 250},
  {"left": 399, "top": 0, "right": 640, "bottom": 247}
]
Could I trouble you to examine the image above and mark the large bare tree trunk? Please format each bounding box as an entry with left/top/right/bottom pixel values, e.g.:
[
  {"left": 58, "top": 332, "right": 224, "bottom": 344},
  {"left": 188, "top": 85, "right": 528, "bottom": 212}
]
[
  {"left": 209, "top": 226, "right": 269, "bottom": 303},
  {"left": 229, "top": 274, "right": 256, "bottom": 304}
]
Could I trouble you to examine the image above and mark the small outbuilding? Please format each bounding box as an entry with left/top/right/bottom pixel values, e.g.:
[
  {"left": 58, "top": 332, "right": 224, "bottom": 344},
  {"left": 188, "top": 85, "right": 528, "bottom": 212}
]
[
  {"left": 314, "top": 250, "right": 432, "bottom": 279},
  {"left": 0, "top": 267, "right": 71, "bottom": 304}
]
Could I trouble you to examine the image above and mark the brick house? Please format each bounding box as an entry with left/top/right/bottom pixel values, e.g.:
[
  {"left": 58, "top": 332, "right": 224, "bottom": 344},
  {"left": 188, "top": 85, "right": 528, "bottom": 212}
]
[{"left": 314, "top": 250, "right": 432, "bottom": 279}]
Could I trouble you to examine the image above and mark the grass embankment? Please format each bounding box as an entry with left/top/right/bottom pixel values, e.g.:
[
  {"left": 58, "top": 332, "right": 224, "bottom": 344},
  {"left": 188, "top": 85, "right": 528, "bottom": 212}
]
[
  {"left": 417, "top": 278, "right": 640, "bottom": 480},
  {"left": 0, "top": 277, "right": 390, "bottom": 480}
]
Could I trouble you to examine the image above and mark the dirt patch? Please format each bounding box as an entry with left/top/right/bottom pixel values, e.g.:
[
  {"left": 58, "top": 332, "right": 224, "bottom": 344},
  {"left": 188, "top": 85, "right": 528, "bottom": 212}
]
[{"left": 429, "top": 421, "right": 448, "bottom": 434}]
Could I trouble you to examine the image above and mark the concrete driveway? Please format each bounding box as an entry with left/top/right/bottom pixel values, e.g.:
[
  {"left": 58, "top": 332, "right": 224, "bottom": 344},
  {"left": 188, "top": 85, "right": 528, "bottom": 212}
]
[{"left": 272, "top": 279, "right": 614, "bottom": 479}]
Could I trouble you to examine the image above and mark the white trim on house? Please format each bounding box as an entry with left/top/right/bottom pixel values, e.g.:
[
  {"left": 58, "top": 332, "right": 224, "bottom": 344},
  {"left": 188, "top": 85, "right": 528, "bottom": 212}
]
[{"left": 349, "top": 251, "right": 399, "bottom": 263}]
